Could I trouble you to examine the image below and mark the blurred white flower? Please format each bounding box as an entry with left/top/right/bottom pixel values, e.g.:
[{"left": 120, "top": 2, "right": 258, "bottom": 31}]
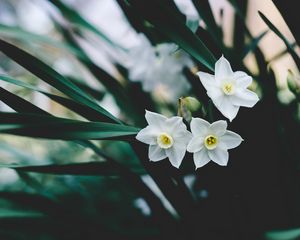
[
  {"left": 126, "top": 34, "right": 192, "bottom": 102},
  {"left": 136, "top": 110, "right": 192, "bottom": 168},
  {"left": 173, "top": 0, "right": 200, "bottom": 32},
  {"left": 187, "top": 118, "right": 243, "bottom": 169},
  {"left": 197, "top": 56, "right": 259, "bottom": 121}
]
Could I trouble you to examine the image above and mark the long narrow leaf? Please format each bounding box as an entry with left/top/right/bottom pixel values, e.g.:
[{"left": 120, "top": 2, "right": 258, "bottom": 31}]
[
  {"left": 0, "top": 112, "right": 139, "bottom": 140},
  {"left": 258, "top": 11, "right": 300, "bottom": 69},
  {"left": 0, "top": 87, "right": 48, "bottom": 115},
  {"left": 268, "top": 42, "right": 297, "bottom": 63},
  {"left": 67, "top": 76, "right": 105, "bottom": 101},
  {"left": 0, "top": 75, "right": 111, "bottom": 121},
  {"left": 52, "top": 21, "right": 128, "bottom": 102},
  {"left": 0, "top": 112, "right": 76, "bottom": 124},
  {"left": 265, "top": 228, "right": 300, "bottom": 240},
  {"left": 0, "top": 209, "right": 44, "bottom": 218},
  {"left": 0, "top": 162, "right": 140, "bottom": 176},
  {"left": 192, "top": 0, "right": 224, "bottom": 50},
  {"left": 51, "top": 20, "right": 148, "bottom": 125},
  {"left": 125, "top": 0, "right": 216, "bottom": 71},
  {"left": 0, "top": 38, "right": 121, "bottom": 124},
  {"left": 242, "top": 30, "right": 268, "bottom": 58},
  {"left": 0, "top": 24, "right": 86, "bottom": 59},
  {"left": 48, "top": 0, "right": 125, "bottom": 50},
  {"left": 272, "top": 0, "right": 299, "bottom": 45}
]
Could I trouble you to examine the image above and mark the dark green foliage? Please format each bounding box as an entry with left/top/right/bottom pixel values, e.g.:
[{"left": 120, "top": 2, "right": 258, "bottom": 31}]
[{"left": 0, "top": 1, "right": 299, "bottom": 239}]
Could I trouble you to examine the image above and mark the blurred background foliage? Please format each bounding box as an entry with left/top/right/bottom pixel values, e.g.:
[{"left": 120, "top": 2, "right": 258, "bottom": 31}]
[{"left": 0, "top": 0, "right": 299, "bottom": 239}]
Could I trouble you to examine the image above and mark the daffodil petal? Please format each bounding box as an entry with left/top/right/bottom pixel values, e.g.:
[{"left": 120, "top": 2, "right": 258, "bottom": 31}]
[
  {"left": 166, "top": 144, "right": 186, "bottom": 168},
  {"left": 233, "top": 71, "right": 247, "bottom": 79},
  {"left": 197, "top": 72, "right": 217, "bottom": 89},
  {"left": 234, "top": 71, "right": 252, "bottom": 88},
  {"left": 193, "top": 149, "right": 211, "bottom": 169},
  {"left": 166, "top": 116, "right": 186, "bottom": 133},
  {"left": 149, "top": 145, "right": 167, "bottom": 161},
  {"left": 220, "top": 130, "right": 243, "bottom": 149},
  {"left": 209, "top": 120, "right": 227, "bottom": 136},
  {"left": 174, "top": 131, "right": 193, "bottom": 145},
  {"left": 214, "top": 97, "right": 239, "bottom": 122},
  {"left": 190, "top": 118, "right": 210, "bottom": 136},
  {"left": 230, "top": 89, "right": 259, "bottom": 108},
  {"left": 207, "top": 88, "right": 223, "bottom": 99},
  {"left": 187, "top": 136, "right": 204, "bottom": 153},
  {"left": 136, "top": 126, "right": 158, "bottom": 145},
  {"left": 208, "top": 148, "right": 229, "bottom": 166},
  {"left": 145, "top": 110, "right": 167, "bottom": 127},
  {"left": 215, "top": 55, "right": 233, "bottom": 80}
]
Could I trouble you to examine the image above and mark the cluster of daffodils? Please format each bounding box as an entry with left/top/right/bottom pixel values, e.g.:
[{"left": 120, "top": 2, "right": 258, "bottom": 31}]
[
  {"left": 126, "top": 34, "right": 193, "bottom": 102},
  {"left": 136, "top": 111, "right": 242, "bottom": 169},
  {"left": 136, "top": 56, "right": 259, "bottom": 169}
]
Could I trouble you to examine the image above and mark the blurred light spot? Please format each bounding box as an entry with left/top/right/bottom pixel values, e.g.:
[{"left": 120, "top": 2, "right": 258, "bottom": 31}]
[
  {"left": 133, "top": 198, "right": 151, "bottom": 216},
  {"left": 197, "top": 189, "right": 209, "bottom": 199}
]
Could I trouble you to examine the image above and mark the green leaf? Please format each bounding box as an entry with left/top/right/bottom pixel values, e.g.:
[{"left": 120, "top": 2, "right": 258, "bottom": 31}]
[
  {"left": 52, "top": 21, "right": 131, "bottom": 109},
  {"left": 48, "top": 0, "right": 125, "bottom": 50},
  {"left": 0, "top": 38, "right": 121, "bottom": 124},
  {"left": 0, "top": 87, "right": 49, "bottom": 115},
  {"left": 125, "top": 0, "right": 216, "bottom": 71},
  {"left": 258, "top": 11, "right": 300, "bottom": 69},
  {"left": 230, "top": 0, "right": 248, "bottom": 54},
  {"left": 0, "top": 161, "right": 143, "bottom": 176},
  {"left": 0, "top": 112, "right": 75, "bottom": 124},
  {"left": 67, "top": 76, "right": 105, "bottom": 101},
  {"left": 0, "top": 75, "right": 111, "bottom": 122},
  {"left": 229, "top": 1, "right": 269, "bottom": 82},
  {"left": 0, "top": 112, "right": 140, "bottom": 140},
  {"left": 186, "top": 19, "right": 199, "bottom": 33},
  {"left": 0, "top": 23, "right": 87, "bottom": 59},
  {"left": 272, "top": 0, "right": 299, "bottom": 45},
  {"left": 242, "top": 30, "right": 268, "bottom": 58},
  {"left": 52, "top": 20, "right": 149, "bottom": 125},
  {"left": 192, "top": 0, "right": 224, "bottom": 50},
  {"left": 0, "top": 208, "right": 44, "bottom": 218},
  {"left": 265, "top": 228, "right": 300, "bottom": 240},
  {"left": 268, "top": 42, "right": 297, "bottom": 63}
]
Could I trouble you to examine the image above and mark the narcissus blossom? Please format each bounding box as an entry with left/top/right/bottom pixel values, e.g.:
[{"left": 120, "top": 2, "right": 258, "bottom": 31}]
[
  {"left": 126, "top": 34, "right": 192, "bottom": 102},
  {"left": 187, "top": 118, "right": 243, "bottom": 169},
  {"left": 136, "top": 110, "right": 192, "bottom": 168},
  {"left": 197, "top": 56, "right": 259, "bottom": 121}
]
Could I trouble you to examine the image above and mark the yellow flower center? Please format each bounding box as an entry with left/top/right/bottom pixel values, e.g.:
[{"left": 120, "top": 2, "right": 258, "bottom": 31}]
[
  {"left": 204, "top": 134, "right": 218, "bottom": 150},
  {"left": 157, "top": 132, "right": 173, "bottom": 149},
  {"left": 222, "top": 82, "right": 235, "bottom": 95}
]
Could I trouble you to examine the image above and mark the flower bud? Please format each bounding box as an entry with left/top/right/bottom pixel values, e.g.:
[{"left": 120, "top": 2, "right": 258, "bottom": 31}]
[
  {"left": 183, "top": 97, "right": 201, "bottom": 112},
  {"left": 178, "top": 97, "right": 201, "bottom": 122}
]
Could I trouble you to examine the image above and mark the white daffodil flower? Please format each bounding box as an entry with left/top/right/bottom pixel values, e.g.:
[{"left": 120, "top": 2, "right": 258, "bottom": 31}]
[
  {"left": 197, "top": 56, "right": 259, "bottom": 121},
  {"left": 136, "top": 110, "right": 192, "bottom": 168},
  {"left": 126, "top": 34, "right": 192, "bottom": 102},
  {"left": 187, "top": 118, "right": 243, "bottom": 169}
]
